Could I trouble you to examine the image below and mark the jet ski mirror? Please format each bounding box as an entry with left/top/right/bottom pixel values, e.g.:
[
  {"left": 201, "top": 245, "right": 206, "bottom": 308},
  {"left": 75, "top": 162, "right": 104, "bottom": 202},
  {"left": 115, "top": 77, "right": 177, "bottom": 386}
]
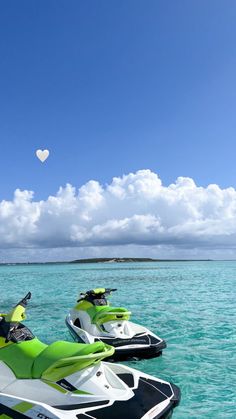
[
  {"left": 5, "top": 292, "right": 31, "bottom": 323},
  {"left": 16, "top": 292, "right": 32, "bottom": 308}
]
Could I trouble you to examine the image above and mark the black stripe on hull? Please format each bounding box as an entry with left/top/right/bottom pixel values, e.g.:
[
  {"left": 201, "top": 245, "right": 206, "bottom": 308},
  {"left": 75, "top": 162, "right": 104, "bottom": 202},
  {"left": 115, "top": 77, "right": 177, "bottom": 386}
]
[
  {"left": 54, "top": 400, "right": 109, "bottom": 410},
  {"left": 95, "top": 333, "right": 163, "bottom": 348},
  {"left": 107, "top": 340, "right": 167, "bottom": 361}
]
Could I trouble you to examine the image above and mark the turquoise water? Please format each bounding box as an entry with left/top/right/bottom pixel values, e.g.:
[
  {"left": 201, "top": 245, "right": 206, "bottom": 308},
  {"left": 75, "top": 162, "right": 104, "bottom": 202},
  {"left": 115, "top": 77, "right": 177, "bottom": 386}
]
[{"left": 0, "top": 261, "right": 235, "bottom": 418}]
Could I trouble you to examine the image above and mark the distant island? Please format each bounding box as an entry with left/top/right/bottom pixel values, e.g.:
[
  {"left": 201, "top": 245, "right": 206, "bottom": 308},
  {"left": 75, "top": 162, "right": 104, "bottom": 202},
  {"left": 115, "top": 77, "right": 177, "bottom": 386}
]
[
  {"left": 70, "top": 257, "right": 158, "bottom": 263},
  {"left": 0, "top": 258, "right": 213, "bottom": 265},
  {"left": 70, "top": 257, "right": 212, "bottom": 264}
]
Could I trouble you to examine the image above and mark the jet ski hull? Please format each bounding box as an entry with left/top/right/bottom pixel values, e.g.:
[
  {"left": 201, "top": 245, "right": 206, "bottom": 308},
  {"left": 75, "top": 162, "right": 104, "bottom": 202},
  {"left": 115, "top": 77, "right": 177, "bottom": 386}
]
[
  {"left": 0, "top": 364, "right": 180, "bottom": 419},
  {"left": 66, "top": 315, "right": 166, "bottom": 361}
]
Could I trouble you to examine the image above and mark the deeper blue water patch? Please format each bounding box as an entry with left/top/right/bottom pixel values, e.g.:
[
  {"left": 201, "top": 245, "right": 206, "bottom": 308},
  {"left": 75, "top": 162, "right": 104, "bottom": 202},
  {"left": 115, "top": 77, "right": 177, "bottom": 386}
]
[{"left": 0, "top": 261, "right": 235, "bottom": 418}]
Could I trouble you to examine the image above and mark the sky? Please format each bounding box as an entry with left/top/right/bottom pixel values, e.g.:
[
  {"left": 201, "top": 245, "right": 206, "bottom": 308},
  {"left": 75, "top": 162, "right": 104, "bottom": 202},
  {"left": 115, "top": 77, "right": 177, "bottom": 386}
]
[{"left": 0, "top": 1, "right": 236, "bottom": 261}]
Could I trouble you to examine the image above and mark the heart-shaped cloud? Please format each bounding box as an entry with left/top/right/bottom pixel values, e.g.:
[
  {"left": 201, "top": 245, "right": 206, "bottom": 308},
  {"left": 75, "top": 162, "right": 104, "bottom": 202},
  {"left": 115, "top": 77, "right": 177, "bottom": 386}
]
[{"left": 36, "top": 149, "right": 49, "bottom": 162}]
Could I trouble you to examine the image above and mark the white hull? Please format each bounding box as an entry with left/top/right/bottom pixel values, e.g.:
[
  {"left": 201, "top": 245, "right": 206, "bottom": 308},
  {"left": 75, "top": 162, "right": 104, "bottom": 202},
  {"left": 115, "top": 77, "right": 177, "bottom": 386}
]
[
  {"left": 0, "top": 362, "right": 180, "bottom": 418},
  {"left": 66, "top": 310, "right": 166, "bottom": 360}
]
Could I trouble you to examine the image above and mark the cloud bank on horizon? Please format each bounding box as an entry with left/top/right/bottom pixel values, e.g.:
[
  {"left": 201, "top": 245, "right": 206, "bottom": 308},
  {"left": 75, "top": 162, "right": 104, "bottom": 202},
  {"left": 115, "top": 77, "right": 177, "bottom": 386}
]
[{"left": 1, "top": 170, "right": 236, "bottom": 261}]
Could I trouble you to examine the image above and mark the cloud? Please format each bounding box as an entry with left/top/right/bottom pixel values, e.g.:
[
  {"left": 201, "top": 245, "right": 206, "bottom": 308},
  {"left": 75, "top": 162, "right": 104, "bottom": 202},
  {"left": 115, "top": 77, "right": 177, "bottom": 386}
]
[{"left": 1, "top": 169, "right": 236, "bottom": 260}]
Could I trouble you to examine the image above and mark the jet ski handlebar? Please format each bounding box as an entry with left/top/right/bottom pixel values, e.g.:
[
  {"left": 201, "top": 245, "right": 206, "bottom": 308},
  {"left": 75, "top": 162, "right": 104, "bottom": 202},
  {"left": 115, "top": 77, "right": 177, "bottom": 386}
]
[
  {"left": 104, "top": 288, "right": 117, "bottom": 295},
  {"left": 77, "top": 288, "right": 117, "bottom": 302},
  {"left": 82, "top": 288, "right": 117, "bottom": 297}
]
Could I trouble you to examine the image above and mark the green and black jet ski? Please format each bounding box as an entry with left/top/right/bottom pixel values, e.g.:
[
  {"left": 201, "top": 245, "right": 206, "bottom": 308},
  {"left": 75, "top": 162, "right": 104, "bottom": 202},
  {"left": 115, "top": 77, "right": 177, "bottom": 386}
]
[
  {"left": 0, "top": 292, "right": 180, "bottom": 418},
  {"left": 66, "top": 288, "right": 166, "bottom": 361}
]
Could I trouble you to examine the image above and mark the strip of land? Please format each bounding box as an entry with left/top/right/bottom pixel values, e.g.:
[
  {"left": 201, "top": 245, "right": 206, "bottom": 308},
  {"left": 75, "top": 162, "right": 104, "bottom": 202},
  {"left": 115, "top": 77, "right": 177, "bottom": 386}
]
[
  {"left": 0, "top": 257, "right": 213, "bottom": 265},
  {"left": 70, "top": 257, "right": 212, "bottom": 263}
]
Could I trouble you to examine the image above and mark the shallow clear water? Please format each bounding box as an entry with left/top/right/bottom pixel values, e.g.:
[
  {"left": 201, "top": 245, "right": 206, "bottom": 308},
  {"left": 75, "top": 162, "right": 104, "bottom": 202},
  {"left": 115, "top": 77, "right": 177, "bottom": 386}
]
[{"left": 0, "top": 261, "right": 235, "bottom": 418}]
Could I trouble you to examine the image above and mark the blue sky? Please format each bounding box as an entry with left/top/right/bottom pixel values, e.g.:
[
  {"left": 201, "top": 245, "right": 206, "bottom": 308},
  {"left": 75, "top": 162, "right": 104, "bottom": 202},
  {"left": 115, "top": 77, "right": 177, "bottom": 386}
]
[
  {"left": 1, "top": 1, "right": 236, "bottom": 201},
  {"left": 1, "top": 1, "right": 236, "bottom": 261}
]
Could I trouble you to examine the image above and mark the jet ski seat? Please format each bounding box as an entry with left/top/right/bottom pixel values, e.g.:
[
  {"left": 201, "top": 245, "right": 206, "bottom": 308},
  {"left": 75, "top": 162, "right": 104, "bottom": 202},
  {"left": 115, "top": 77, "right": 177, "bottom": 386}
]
[
  {"left": 0, "top": 338, "right": 47, "bottom": 378},
  {"left": 32, "top": 340, "right": 112, "bottom": 380},
  {"left": 88, "top": 306, "right": 131, "bottom": 325},
  {"left": 0, "top": 339, "right": 114, "bottom": 380}
]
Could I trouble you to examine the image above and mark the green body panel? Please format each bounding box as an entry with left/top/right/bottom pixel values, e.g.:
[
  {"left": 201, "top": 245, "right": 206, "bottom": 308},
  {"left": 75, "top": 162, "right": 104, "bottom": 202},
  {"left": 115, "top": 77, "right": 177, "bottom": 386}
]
[
  {"left": 33, "top": 340, "right": 108, "bottom": 378},
  {"left": 14, "top": 402, "right": 34, "bottom": 413},
  {"left": 0, "top": 337, "right": 12, "bottom": 349},
  {"left": 92, "top": 307, "right": 130, "bottom": 325},
  {"left": 43, "top": 380, "right": 68, "bottom": 393},
  {"left": 5, "top": 306, "right": 26, "bottom": 323},
  {"left": 76, "top": 301, "right": 130, "bottom": 324},
  {"left": 75, "top": 300, "right": 92, "bottom": 311},
  {"left": 0, "top": 337, "right": 114, "bottom": 380},
  {"left": 0, "top": 338, "right": 47, "bottom": 378},
  {"left": 92, "top": 288, "right": 106, "bottom": 294},
  {"left": 40, "top": 342, "right": 115, "bottom": 381}
]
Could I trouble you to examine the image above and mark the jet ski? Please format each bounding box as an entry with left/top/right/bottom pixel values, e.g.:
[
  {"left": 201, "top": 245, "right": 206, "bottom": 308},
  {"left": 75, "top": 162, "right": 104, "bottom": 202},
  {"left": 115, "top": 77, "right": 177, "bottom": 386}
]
[
  {"left": 66, "top": 288, "right": 167, "bottom": 361},
  {"left": 0, "top": 292, "right": 180, "bottom": 419}
]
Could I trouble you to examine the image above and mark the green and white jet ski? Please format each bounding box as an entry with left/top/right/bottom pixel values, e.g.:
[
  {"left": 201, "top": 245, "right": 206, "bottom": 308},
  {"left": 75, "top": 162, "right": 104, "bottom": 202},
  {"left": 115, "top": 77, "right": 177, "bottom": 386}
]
[
  {"left": 66, "top": 288, "right": 166, "bottom": 361},
  {"left": 0, "top": 292, "right": 180, "bottom": 418}
]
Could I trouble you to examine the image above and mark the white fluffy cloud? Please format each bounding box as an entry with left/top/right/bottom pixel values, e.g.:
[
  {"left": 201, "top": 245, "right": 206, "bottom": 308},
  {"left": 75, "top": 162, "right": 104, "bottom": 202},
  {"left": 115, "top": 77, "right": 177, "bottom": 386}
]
[{"left": 1, "top": 169, "right": 236, "bottom": 260}]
